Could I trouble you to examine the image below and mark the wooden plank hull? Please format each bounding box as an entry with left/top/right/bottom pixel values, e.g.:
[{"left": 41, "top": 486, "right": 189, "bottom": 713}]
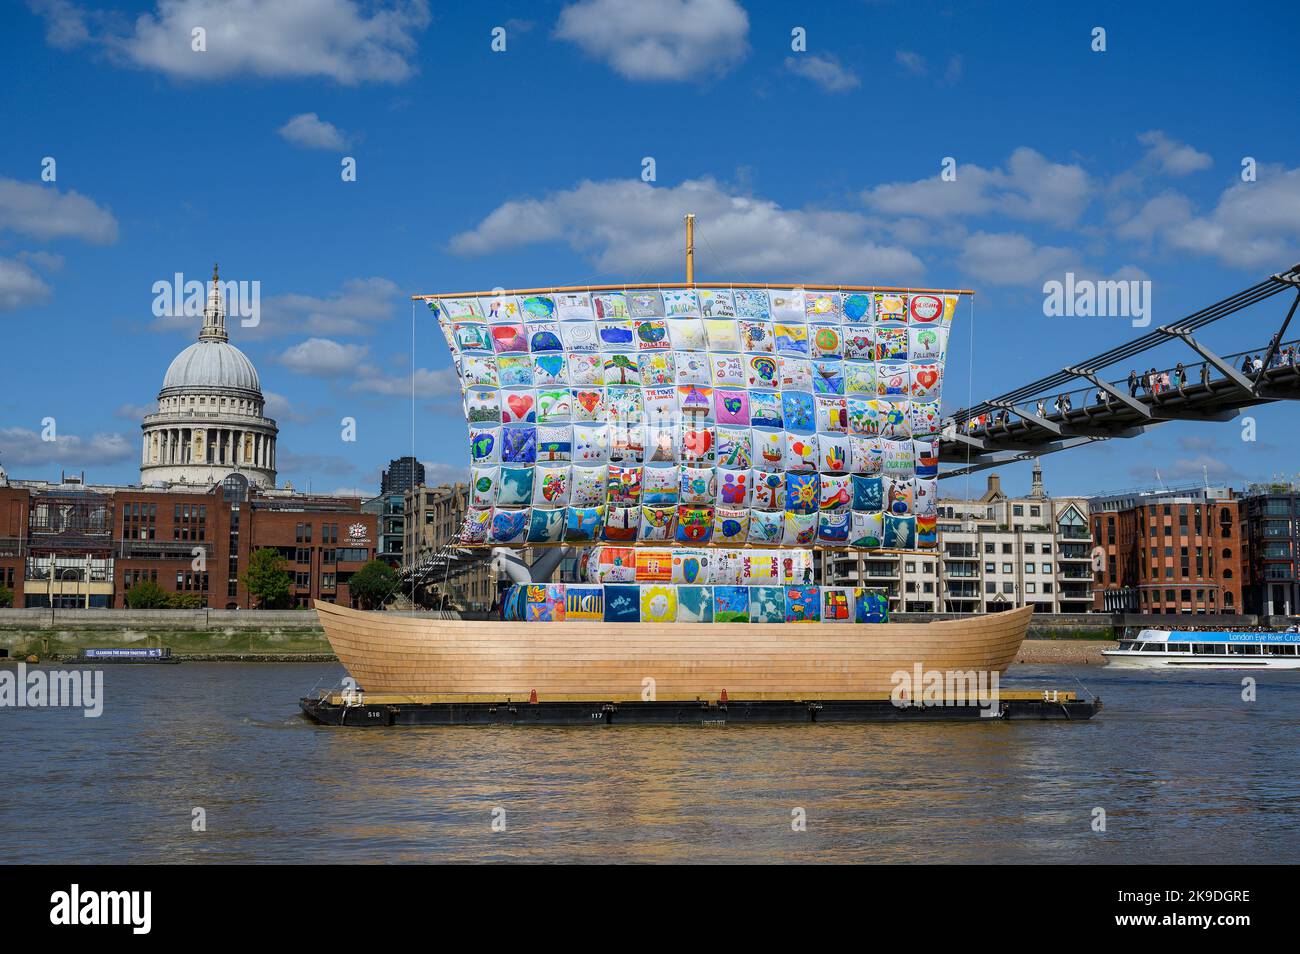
[{"left": 313, "top": 601, "right": 1033, "bottom": 700}]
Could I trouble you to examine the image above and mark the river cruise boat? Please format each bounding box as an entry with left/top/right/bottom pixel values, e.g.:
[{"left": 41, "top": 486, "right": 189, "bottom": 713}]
[{"left": 1102, "top": 628, "right": 1300, "bottom": 670}]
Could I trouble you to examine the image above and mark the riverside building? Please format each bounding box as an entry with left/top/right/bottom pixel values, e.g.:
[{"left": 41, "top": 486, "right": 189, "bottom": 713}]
[{"left": 821, "top": 463, "right": 1093, "bottom": 613}]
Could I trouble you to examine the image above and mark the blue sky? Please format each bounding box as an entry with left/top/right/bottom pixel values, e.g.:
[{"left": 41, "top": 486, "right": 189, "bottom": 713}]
[{"left": 1, "top": 0, "right": 1298, "bottom": 498}]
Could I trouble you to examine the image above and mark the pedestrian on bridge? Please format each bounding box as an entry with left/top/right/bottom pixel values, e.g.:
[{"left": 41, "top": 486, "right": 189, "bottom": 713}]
[
  {"left": 1128, "top": 370, "right": 1138, "bottom": 396},
  {"left": 1175, "top": 362, "right": 1186, "bottom": 387},
  {"left": 1200, "top": 363, "right": 1211, "bottom": 386}
]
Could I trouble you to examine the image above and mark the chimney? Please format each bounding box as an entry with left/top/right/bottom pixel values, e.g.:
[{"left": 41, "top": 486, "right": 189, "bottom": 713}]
[{"left": 986, "top": 473, "right": 1002, "bottom": 497}]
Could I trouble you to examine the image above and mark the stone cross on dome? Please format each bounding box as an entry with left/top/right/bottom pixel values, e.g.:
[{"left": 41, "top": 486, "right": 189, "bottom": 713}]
[{"left": 199, "top": 262, "right": 228, "bottom": 343}]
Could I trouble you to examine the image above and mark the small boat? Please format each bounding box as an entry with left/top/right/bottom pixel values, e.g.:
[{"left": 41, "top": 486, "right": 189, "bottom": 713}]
[
  {"left": 1102, "top": 628, "right": 1300, "bottom": 670},
  {"left": 64, "top": 647, "right": 180, "bottom": 664}
]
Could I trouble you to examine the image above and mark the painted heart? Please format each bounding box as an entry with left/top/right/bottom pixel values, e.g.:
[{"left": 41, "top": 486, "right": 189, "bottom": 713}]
[
  {"left": 534, "top": 354, "right": 563, "bottom": 377},
  {"left": 723, "top": 396, "right": 743, "bottom": 415},
  {"left": 507, "top": 394, "right": 534, "bottom": 418},
  {"left": 576, "top": 391, "right": 601, "bottom": 414},
  {"left": 683, "top": 429, "right": 713, "bottom": 456},
  {"left": 916, "top": 369, "right": 939, "bottom": 390},
  {"left": 491, "top": 325, "right": 523, "bottom": 345},
  {"left": 682, "top": 558, "right": 700, "bottom": 583}
]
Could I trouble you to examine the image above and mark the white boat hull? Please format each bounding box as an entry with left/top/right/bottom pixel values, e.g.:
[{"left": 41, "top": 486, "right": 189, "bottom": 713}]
[{"left": 1102, "top": 650, "right": 1300, "bottom": 670}]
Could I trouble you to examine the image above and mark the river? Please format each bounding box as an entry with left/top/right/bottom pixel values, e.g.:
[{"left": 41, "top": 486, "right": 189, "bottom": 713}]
[{"left": 2, "top": 662, "right": 1296, "bottom": 863}]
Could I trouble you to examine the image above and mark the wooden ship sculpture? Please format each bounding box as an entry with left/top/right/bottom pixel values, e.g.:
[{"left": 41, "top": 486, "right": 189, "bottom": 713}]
[{"left": 307, "top": 217, "right": 1090, "bottom": 724}]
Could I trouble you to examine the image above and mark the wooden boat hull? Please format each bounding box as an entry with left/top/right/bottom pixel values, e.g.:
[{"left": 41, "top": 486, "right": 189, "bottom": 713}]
[{"left": 313, "top": 601, "right": 1033, "bottom": 700}]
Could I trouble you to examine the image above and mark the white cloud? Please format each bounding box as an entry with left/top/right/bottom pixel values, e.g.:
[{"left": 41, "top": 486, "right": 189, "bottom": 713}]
[
  {"left": 277, "top": 112, "right": 350, "bottom": 150},
  {"left": 113, "top": 402, "right": 155, "bottom": 422},
  {"left": 0, "top": 257, "right": 53, "bottom": 311},
  {"left": 32, "top": 0, "right": 431, "bottom": 84},
  {"left": 263, "top": 390, "right": 311, "bottom": 423},
  {"left": 0, "top": 177, "right": 119, "bottom": 243},
  {"left": 248, "top": 277, "right": 399, "bottom": 338},
  {"left": 1161, "top": 166, "right": 1300, "bottom": 269},
  {"left": 957, "top": 231, "right": 1079, "bottom": 286},
  {"left": 554, "top": 0, "right": 749, "bottom": 81},
  {"left": 862, "top": 148, "right": 1094, "bottom": 228},
  {"left": 279, "top": 337, "right": 370, "bottom": 376},
  {"left": 784, "top": 54, "right": 859, "bottom": 93},
  {"left": 449, "top": 176, "right": 924, "bottom": 282},
  {"left": 1137, "top": 130, "right": 1212, "bottom": 176},
  {"left": 895, "top": 50, "right": 924, "bottom": 74},
  {"left": 276, "top": 336, "right": 455, "bottom": 397},
  {"left": 278, "top": 450, "right": 359, "bottom": 477},
  {"left": 943, "top": 54, "right": 963, "bottom": 85},
  {"left": 1113, "top": 192, "right": 1195, "bottom": 244},
  {"left": 352, "top": 366, "right": 458, "bottom": 398},
  {"left": 0, "top": 427, "right": 135, "bottom": 469},
  {"left": 1111, "top": 165, "right": 1300, "bottom": 269}
]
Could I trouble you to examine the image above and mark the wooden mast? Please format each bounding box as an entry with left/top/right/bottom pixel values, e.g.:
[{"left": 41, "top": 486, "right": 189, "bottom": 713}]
[{"left": 684, "top": 213, "right": 695, "bottom": 285}]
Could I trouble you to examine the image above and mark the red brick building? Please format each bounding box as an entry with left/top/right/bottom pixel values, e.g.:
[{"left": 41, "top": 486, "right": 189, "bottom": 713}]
[
  {"left": 1089, "top": 487, "right": 1246, "bottom": 615},
  {"left": 0, "top": 472, "right": 375, "bottom": 609}
]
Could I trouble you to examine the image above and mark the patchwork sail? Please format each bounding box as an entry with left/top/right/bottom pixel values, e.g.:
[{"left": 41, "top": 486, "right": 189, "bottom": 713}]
[{"left": 430, "top": 284, "right": 963, "bottom": 556}]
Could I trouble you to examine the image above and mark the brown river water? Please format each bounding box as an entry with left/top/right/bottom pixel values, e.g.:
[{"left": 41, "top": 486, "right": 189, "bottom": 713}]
[{"left": 1, "top": 662, "right": 1296, "bottom": 863}]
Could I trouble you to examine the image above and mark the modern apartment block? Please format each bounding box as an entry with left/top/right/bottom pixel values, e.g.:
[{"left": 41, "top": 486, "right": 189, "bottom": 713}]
[
  {"left": 381, "top": 456, "right": 426, "bottom": 495},
  {"left": 1241, "top": 485, "right": 1300, "bottom": 616},
  {"left": 362, "top": 492, "right": 406, "bottom": 566},
  {"left": 1088, "top": 485, "right": 1246, "bottom": 615},
  {"left": 822, "top": 463, "right": 1092, "bottom": 613}
]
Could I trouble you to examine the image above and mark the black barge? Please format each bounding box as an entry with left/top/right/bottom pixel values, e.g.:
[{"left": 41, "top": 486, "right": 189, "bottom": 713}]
[{"left": 300, "top": 690, "right": 1100, "bottom": 727}]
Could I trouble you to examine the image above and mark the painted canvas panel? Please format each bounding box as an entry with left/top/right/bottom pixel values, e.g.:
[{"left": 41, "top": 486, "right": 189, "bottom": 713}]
[
  {"left": 564, "top": 504, "right": 605, "bottom": 543},
  {"left": 784, "top": 585, "right": 821, "bottom": 623},
  {"left": 671, "top": 549, "right": 711, "bottom": 585},
  {"left": 603, "top": 585, "right": 641, "bottom": 623},
  {"left": 598, "top": 546, "right": 637, "bottom": 583},
  {"left": 634, "top": 548, "right": 673, "bottom": 583},
  {"left": 640, "top": 584, "right": 678, "bottom": 623},
  {"left": 526, "top": 506, "right": 565, "bottom": 543},
  {"left": 749, "top": 585, "right": 785, "bottom": 623},
  {"left": 675, "top": 585, "right": 714, "bottom": 623},
  {"left": 713, "top": 585, "right": 750, "bottom": 623},
  {"left": 821, "top": 586, "right": 853, "bottom": 623},
  {"left": 525, "top": 583, "right": 566, "bottom": 622}
]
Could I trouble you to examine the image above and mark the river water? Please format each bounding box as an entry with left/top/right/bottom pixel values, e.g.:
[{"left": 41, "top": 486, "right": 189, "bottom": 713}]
[{"left": 2, "top": 662, "right": 1297, "bottom": 863}]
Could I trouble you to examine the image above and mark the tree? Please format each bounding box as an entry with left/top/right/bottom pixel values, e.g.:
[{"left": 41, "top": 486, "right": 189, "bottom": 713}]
[
  {"left": 167, "top": 592, "right": 205, "bottom": 609},
  {"left": 0, "top": 586, "right": 12, "bottom": 608},
  {"left": 241, "top": 548, "right": 292, "bottom": 609},
  {"left": 348, "top": 559, "right": 397, "bottom": 610},
  {"left": 124, "top": 580, "right": 171, "bottom": 609}
]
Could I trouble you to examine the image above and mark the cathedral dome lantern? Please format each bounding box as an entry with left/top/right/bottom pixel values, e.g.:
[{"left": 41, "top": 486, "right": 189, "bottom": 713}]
[{"left": 140, "top": 264, "right": 279, "bottom": 489}]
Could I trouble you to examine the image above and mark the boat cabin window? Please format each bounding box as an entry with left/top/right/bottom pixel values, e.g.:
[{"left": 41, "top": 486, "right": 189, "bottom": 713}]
[
  {"left": 1228, "top": 644, "right": 1261, "bottom": 655},
  {"left": 1193, "top": 643, "right": 1219, "bottom": 654},
  {"left": 1139, "top": 642, "right": 1164, "bottom": 651},
  {"left": 1166, "top": 643, "right": 1190, "bottom": 653},
  {"left": 1266, "top": 644, "right": 1296, "bottom": 656},
  {"left": 1118, "top": 640, "right": 1138, "bottom": 651}
]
